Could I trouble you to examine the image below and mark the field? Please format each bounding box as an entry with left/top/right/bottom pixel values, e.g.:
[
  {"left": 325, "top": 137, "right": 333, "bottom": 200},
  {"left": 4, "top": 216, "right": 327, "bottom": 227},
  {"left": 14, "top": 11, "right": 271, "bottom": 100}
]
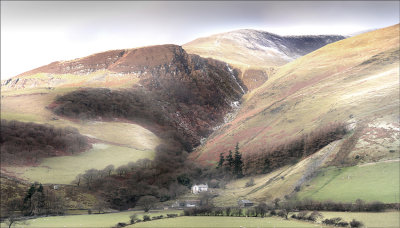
[
  {"left": 1, "top": 87, "right": 160, "bottom": 184},
  {"left": 320, "top": 211, "right": 400, "bottom": 228},
  {"left": 4, "top": 143, "right": 154, "bottom": 184},
  {"left": 0, "top": 210, "right": 182, "bottom": 228},
  {"left": 128, "top": 216, "right": 320, "bottom": 228},
  {"left": 297, "top": 161, "right": 400, "bottom": 203}
]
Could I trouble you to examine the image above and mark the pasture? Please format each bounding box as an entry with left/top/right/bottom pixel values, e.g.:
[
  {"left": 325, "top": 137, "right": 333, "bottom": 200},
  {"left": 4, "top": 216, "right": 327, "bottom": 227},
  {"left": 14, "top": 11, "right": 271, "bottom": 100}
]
[
  {"left": 5, "top": 143, "right": 154, "bottom": 184},
  {"left": 128, "top": 216, "right": 320, "bottom": 228},
  {"left": 1, "top": 210, "right": 181, "bottom": 228},
  {"left": 297, "top": 161, "right": 400, "bottom": 203}
]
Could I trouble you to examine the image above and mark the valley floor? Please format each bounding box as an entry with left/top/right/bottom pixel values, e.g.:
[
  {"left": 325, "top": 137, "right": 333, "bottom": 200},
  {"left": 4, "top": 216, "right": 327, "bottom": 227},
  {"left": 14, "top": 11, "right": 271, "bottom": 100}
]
[{"left": 2, "top": 210, "right": 399, "bottom": 228}]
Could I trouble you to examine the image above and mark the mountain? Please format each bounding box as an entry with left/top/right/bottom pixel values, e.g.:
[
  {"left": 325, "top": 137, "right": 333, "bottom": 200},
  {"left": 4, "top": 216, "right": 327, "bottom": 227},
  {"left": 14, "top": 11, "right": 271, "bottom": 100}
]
[
  {"left": 1, "top": 44, "right": 245, "bottom": 183},
  {"left": 183, "top": 29, "right": 345, "bottom": 90},
  {"left": 189, "top": 24, "right": 399, "bottom": 204},
  {"left": 192, "top": 24, "right": 399, "bottom": 165}
]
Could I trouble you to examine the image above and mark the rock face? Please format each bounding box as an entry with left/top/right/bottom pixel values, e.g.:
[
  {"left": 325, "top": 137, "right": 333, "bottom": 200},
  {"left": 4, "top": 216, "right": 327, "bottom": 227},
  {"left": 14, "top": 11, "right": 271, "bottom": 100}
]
[{"left": 37, "top": 44, "right": 246, "bottom": 150}]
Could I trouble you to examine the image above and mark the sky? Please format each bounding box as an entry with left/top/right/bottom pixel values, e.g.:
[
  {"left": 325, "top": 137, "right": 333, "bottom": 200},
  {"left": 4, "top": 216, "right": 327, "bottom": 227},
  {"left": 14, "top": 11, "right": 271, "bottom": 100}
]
[{"left": 1, "top": 1, "right": 399, "bottom": 80}]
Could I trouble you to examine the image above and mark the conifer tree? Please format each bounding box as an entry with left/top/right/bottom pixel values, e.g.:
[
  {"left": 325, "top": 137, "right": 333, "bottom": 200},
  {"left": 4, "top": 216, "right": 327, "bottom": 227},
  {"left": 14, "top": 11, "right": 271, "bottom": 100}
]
[
  {"left": 225, "top": 150, "right": 234, "bottom": 171},
  {"left": 217, "top": 152, "right": 225, "bottom": 169},
  {"left": 233, "top": 143, "right": 243, "bottom": 177}
]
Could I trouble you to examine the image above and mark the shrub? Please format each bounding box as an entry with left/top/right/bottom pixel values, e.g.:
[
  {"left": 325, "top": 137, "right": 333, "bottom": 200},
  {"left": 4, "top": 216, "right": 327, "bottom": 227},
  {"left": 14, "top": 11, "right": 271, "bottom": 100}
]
[
  {"left": 270, "top": 210, "right": 276, "bottom": 216},
  {"left": 322, "top": 217, "right": 344, "bottom": 226},
  {"left": 114, "top": 222, "right": 127, "bottom": 228},
  {"left": 350, "top": 219, "right": 364, "bottom": 228},
  {"left": 143, "top": 215, "right": 151, "bottom": 221},
  {"left": 296, "top": 211, "right": 309, "bottom": 220},
  {"left": 129, "top": 214, "right": 138, "bottom": 224},
  {"left": 245, "top": 178, "right": 255, "bottom": 187},
  {"left": 337, "top": 221, "right": 349, "bottom": 227},
  {"left": 307, "top": 211, "right": 323, "bottom": 222},
  {"left": 367, "top": 201, "right": 385, "bottom": 212},
  {"left": 167, "top": 213, "right": 178, "bottom": 218}
]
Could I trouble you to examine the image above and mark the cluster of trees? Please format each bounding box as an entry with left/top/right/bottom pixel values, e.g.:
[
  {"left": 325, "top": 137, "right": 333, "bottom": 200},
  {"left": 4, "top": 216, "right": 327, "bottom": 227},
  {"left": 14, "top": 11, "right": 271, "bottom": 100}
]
[
  {"left": 72, "top": 143, "right": 205, "bottom": 210},
  {"left": 284, "top": 198, "right": 390, "bottom": 212},
  {"left": 216, "top": 143, "right": 243, "bottom": 178},
  {"left": 4, "top": 182, "right": 67, "bottom": 217},
  {"left": 0, "top": 120, "right": 89, "bottom": 165},
  {"left": 243, "top": 123, "right": 347, "bottom": 175}
]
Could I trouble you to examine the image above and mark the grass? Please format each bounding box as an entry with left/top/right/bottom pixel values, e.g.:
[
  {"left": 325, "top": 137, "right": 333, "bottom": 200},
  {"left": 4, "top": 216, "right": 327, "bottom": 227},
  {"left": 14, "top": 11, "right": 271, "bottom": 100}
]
[
  {"left": 194, "top": 24, "right": 399, "bottom": 164},
  {"left": 4, "top": 143, "right": 154, "bottom": 184},
  {"left": 297, "top": 161, "right": 400, "bottom": 203},
  {"left": 320, "top": 211, "right": 400, "bottom": 228},
  {"left": 128, "top": 216, "right": 320, "bottom": 228},
  {"left": 0, "top": 210, "right": 182, "bottom": 228}
]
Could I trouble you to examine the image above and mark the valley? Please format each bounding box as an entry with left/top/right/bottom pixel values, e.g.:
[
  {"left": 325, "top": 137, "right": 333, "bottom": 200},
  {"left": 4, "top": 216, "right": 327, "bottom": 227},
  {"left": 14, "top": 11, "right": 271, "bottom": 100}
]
[{"left": 1, "top": 19, "right": 399, "bottom": 228}]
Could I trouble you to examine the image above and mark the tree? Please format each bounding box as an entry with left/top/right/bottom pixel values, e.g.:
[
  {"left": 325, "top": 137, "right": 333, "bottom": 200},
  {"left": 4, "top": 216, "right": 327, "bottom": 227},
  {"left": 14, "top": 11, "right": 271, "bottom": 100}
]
[
  {"left": 255, "top": 202, "right": 268, "bottom": 218},
  {"left": 233, "top": 143, "right": 243, "bottom": 177},
  {"left": 92, "top": 199, "right": 108, "bottom": 214},
  {"left": 217, "top": 153, "right": 225, "bottom": 169},
  {"left": 137, "top": 195, "right": 158, "bottom": 212},
  {"left": 225, "top": 150, "right": 234, "bottom": 171},
  {"left": 273, "top": 198, "right": 281, "bottom": 209},
  {"left": 4, "top": 213, "right": 28, "bottom": 228},
  {"left": 355, "top": 198, "right": 365, "bottom": 212},
  {"left": 177, "top": 173, "right": 191, "bottom": 188},
  {"left": 103, "top": 165, "right": 115, "bottom": 176},
  {"left": 263, "top": 158, "right": 271, "bottom": 173},
  {"left": 199, "top": 192, "right": 213, "bottom": 206}
]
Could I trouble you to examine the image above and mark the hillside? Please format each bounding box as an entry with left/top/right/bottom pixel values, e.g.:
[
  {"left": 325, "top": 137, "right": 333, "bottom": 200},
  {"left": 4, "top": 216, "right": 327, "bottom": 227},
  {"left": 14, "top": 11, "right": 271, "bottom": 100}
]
[
  {"left": 184, "top": 29, "right": 345, "bottom": 90},
  {"left": 192, "top": 24, "right": 399, "bottom": 169},
  {"left": 1, "top": 44, "right": 245, "bottom": 183}
]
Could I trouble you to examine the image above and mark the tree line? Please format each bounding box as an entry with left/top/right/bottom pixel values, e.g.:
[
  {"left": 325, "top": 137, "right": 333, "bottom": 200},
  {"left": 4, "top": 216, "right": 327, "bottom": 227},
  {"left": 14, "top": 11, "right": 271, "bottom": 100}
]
[
  {"left": 242, "top": 122, "right": 347, "bottom": 175},
  {"left": 0, "top": 120, "right": 89, "bottom": 165}
]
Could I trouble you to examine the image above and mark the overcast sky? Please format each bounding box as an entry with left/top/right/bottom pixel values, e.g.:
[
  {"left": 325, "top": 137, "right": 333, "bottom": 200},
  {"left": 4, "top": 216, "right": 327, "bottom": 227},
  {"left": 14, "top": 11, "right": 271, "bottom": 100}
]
[{"left": 1, "top": 1, "right": 399, "bottom": 80}]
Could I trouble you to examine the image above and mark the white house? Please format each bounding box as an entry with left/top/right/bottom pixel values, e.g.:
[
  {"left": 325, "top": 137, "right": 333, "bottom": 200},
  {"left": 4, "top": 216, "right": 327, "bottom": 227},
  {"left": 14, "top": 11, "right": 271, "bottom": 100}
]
[{"left": 191, "top": 184, "right": 208, "bottom": 194}]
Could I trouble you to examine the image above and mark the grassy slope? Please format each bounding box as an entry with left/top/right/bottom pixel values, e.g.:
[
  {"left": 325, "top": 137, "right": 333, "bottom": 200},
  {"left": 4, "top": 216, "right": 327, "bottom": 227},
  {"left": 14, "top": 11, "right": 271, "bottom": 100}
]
[
  {"left": 297, "top": 161, "right": 400, "bottom": 203},
  {"left": 1, "top": 88, "right": 160, "bottom": 184},
  {"left": 4, "top": 144, "right": 154, "bottom": 184},
  {"left": 193, "top": 24, "right": 399, "bottom": 164},
  {"left": 129, "top": 216, "right": 320, "bottom": 228},
  {"left": 183, "top": 32, "right": 276, "bottom": 91},
  {"left": 212, "top": 141, "right": 344, "bottom": 206},
  {"left": 191, "top": 24, "right": 399, "bottom": 205}
]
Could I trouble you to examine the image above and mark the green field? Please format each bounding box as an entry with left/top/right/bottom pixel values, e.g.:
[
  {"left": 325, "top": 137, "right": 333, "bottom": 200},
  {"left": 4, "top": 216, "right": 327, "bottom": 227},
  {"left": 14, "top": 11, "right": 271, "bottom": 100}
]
[
  {"left": 297, "top": 161, "right": 400, "bottom": 203},
  {"left": 128, "top": 216, "right": 319, "bottom": 228},
  {"left": 320, "top": 211, "right": 400, "bottom": 228},
  {"left": 5, "top": 143, "right": 154, "bottom": 184},
  {"left": 0, "top": 210, "right": 182, "bottom": 228}
]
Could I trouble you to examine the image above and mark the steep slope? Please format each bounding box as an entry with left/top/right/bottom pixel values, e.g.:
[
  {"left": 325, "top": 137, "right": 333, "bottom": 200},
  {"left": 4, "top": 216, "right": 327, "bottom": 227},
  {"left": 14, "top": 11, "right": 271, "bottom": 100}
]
[
  {"left": 1, "top": 44, "right": 246, "bottom": 184},
  {"left": 193, "top": 24, "right": 399, "bottom": 166},
  {"left": 183, "top": 29, "right": 345, "bottom": 90}
]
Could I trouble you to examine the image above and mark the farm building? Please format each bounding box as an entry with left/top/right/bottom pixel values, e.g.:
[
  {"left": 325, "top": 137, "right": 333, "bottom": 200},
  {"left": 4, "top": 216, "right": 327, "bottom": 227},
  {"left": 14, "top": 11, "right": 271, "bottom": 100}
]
[
  {"left": 191, "top": 184, "right": 208, "bottom": 194},
  {"left": 238, "top": 199, "right": 254, "bottom": 207},
  {"left": 171, "top": 200, "right": 201, "bottom": 208}
]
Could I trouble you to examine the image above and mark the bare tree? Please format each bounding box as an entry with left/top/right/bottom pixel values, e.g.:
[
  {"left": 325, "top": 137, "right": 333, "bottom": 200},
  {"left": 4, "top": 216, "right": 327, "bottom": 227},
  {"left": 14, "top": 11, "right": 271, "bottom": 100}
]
[
  {"left": 137, "top": 195, "right": 158, "bottom": 212},
  {"left": 4, "top": 213, "right": 28, "bottom": 228}
]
